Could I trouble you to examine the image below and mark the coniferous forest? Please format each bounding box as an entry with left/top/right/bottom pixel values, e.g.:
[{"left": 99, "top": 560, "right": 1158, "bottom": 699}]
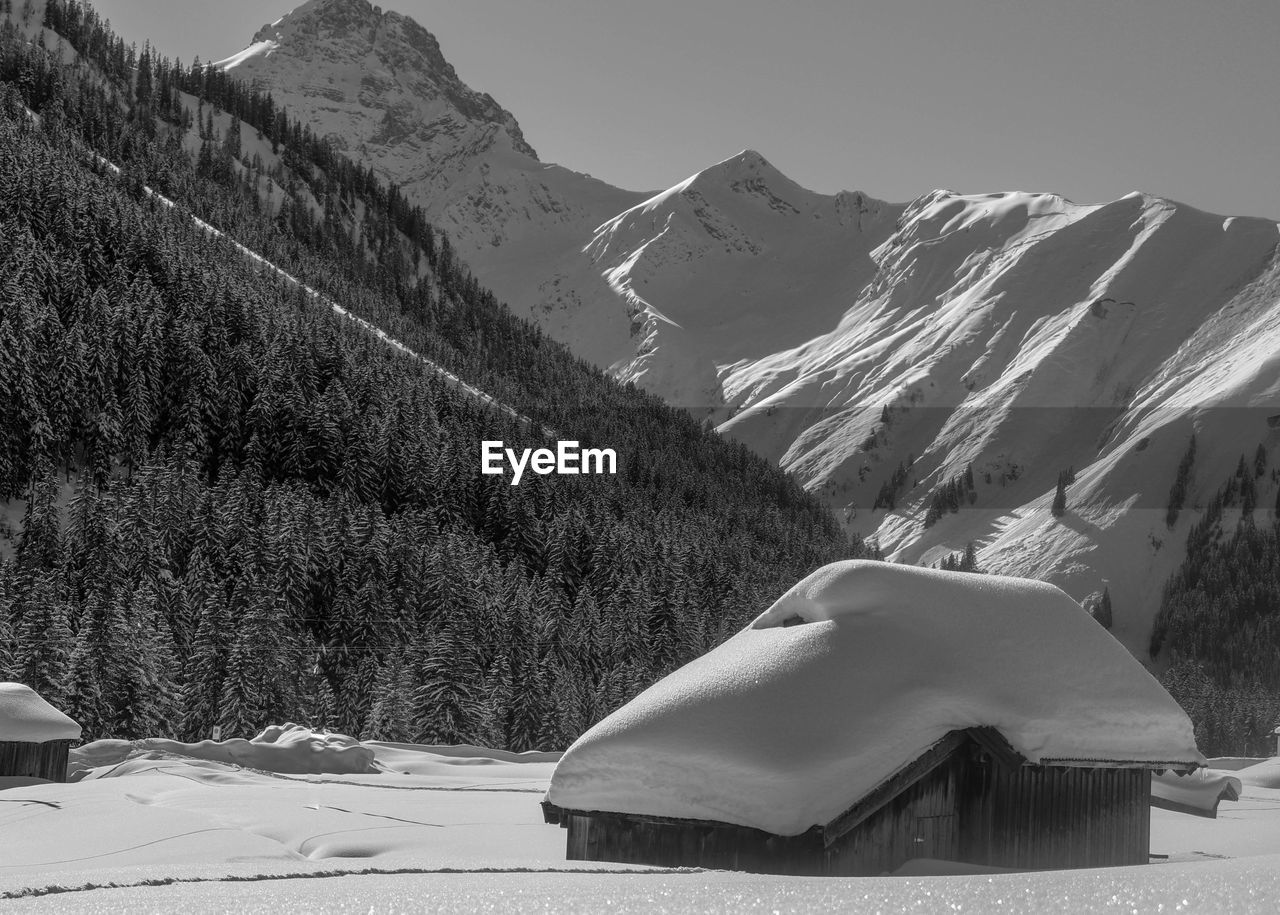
[
  {"left": 1153, "top": 452, "right": 1280, "bottom": 756},
  {"left": 0, "top": 2, "right": 856, "bottom": 748}
]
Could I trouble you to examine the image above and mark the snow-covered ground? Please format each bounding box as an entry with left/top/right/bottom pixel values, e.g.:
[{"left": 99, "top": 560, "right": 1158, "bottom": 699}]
[{"left": 2, "top": 738, "right": 1279, "bottom": 913}]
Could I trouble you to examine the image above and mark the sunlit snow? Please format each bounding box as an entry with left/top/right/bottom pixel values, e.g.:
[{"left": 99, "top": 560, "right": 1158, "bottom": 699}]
[{"left": 1, "top": 734, "right": 1278, "bottom": 913}]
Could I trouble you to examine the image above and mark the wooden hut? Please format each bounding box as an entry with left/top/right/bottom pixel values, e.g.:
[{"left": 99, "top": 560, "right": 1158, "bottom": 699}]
[
  {"left": 543, "top": 561, "right": 1203, "bottom": 875},
  {"left": 0, "top": 682, "right": 82, "bottom": 783},
  {"left": 544, "top": 726, "right": 1194, "bottom": 874}
]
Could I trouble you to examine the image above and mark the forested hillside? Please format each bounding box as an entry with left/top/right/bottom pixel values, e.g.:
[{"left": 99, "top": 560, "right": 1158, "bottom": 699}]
[
  {"left": 1153, "top": 452, "right": 1280, "bottom": 756},
  {"left": 0, "top": 3, "right": 853, "bottom": 748}
]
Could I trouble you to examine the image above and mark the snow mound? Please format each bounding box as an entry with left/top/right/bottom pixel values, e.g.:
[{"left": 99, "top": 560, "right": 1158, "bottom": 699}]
[
  {"left": 1237, "top": 758, "right": 1280, "bottom": 789},
  {"left": 548, "top": 561, "right": 1202, "bottom": 835},
  {"left": 0, "top": 682, "right": 81, "bottom": 742},
  {"left": 1151, "top": 769, "right": 1241, "bottom": 817},
  {"left": 78, "top": 724, "right": 379, "bottom": 776}
]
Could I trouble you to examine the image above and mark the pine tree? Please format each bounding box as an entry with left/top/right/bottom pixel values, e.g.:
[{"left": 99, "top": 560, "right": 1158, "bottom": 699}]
[
  {"left": 0, "top": 570, "right": 14, "bottom": 679},
  {"left": 1051, "top": 472, "right": 1068, "bottom": 518},
  {"left": 1167, "top": 433, "right": 1197, "bottom": 527},
  {"left": 176, "top": 583, "right": 230, "bottom": 741},
  {"left": 410, "top": 623, "right": 481, "bottom": 745},
  {"left": 12, "top": 573, "right": 74, "bottom": 703},
  {"left": 134, "top": 46, "right": 153, "bottom": 109},
  {"left": 224, "top": 112, "right": 241, "bottom": 161},
  {"left": 365, "top": 650, "right": 413, "bottom": 742},
  {"left": 102, "top": 585, "right": 176, "bottom": 738},
  {"left": 218, "top": 587, "right": 296, "bottom": 739},
  {"left": 63, "top": 594, "right": 111, "bottom": 740},
  {"left": 17, "top": 463, "right": 62, "bottom": 570}
]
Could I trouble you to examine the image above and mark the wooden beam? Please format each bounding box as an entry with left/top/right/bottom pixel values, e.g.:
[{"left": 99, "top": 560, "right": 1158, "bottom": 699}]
[
  {"left": 550, "top": 805, "right": 816, "bottom": 836},
  {"left": 821, "top": 730, "right": 967, "bottom": 848},
  {"left": 966, "top": 727, "right": 1028, "bottom": 771},
  {"left": 1039, "top": 757, "right": 1202, "bottom": 772}
]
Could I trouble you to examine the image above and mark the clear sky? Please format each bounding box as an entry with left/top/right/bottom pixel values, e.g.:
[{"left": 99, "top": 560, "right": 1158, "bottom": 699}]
[{"left": 90, "top": 0, "right": 1280, "bottom": 219}]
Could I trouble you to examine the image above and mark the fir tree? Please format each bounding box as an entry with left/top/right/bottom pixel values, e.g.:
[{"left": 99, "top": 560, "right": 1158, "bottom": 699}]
[
  {"left": 410, "top": 623, "right": 481, "bottom": 745},
  {"left": 12, "top": 573, "right": 74, "bottom": 702},
  {"left": 1166, "top": 433, "right": 1197, "bottom": 527},
  {"left": 1051, "top": 472, "right": 1068, "bottom": 518}
]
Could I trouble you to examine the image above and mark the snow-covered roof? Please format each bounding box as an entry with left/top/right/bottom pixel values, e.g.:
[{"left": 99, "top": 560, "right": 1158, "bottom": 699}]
[
  {"left": 547, "top": 561, "right": 1203, "bottom": 836},
  {"left": 0, "top": 683, "right": 82, "bottom": 743}
]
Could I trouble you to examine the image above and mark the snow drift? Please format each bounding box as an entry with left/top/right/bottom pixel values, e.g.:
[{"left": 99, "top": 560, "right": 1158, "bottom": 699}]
[
  {"left": 548, "top": 561, "right": 1202, "bottom": 836},
  {"left": 1151, "top": 768, "right": 1242, "bottom": 817},
  {"left": 68, "top": 724, "right": 377, "bottom": 777}
]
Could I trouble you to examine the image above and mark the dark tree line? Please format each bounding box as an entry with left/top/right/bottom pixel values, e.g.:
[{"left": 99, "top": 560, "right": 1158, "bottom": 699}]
[
  {"left": 934, "top": 542, "right": 981, "bottom": 574},
  {"left": 0, "top": 9, "right": 858, "bottom": 748}
]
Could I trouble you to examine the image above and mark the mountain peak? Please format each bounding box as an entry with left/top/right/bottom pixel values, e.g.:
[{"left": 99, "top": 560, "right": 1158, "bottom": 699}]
[
  {"left": 221, "top": 0, "right": 536, "bottom": 160},
  {"left": 251, "top": 0, "right": 373, "bottom": 43},
  {"left": 700, "top": 149, "right": 776, "bottom": 180}
]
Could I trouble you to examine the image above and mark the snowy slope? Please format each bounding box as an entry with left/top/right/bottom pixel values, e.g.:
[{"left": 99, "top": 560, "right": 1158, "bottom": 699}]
[
  {"left": 214, "top": 0, "right": 1280, "bottom": 655},
  {"left": 707, "top": 187, "right": 1280, "bottom": 655},
  {"left": 582, "top": 150, "right": 901, "bottom": 410}
]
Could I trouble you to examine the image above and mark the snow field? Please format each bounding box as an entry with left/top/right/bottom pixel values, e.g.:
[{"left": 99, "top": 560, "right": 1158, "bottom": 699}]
[{"left": 0, "top": 742, "right": 1278, "bottom": 912}]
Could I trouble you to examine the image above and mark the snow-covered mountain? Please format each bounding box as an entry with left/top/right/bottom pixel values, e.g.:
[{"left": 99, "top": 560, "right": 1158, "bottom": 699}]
[
  {"left": 601, "top": 174, "right": 1280, "bottom": 657},
  {"left": 216, "top": 0, "right": 648, "bottom": 369},
  {"left": 218, "top": 0, "right": 1280, "bottom": 655}
]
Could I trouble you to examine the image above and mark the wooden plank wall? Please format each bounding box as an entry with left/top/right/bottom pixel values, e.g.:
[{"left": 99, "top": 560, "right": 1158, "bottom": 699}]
[
  {"left": 960, "top": 756, "right": 1150, "bottom": 868},
  {"left": 564, "top": 812, "right": 826, "bottom": 875},
  {"left": 824, "top": 750, "right": 963, "bottom": 875},
  {"left": 559, "top": 742, "right": 1153, "bottom": 874},
  {"left": 0, "top": 740, "right": 73, "bottom": 781}
]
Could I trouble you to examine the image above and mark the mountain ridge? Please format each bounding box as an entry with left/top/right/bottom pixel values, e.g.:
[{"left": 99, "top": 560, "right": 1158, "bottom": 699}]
[{"left": 211, "top": 1, "right": 1280, "bottom": 659}]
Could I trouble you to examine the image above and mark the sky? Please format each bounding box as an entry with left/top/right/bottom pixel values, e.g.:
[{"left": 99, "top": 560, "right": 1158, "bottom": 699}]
[{"left": 89, "top": 0, "right": 1280, "bottom": 219}]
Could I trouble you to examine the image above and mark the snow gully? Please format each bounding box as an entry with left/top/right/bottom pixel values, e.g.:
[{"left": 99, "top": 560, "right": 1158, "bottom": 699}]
[{"left": 481, "top": 440, "right": 617, "bottom": 485}]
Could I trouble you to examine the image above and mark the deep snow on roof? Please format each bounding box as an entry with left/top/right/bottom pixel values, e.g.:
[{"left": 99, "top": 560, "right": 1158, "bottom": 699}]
[
  {"left": 0, "top": 682, "right": 81, "bottom": 743},
  {"left": 548, "top": 561, "right": 1203, "bottom": 835}
]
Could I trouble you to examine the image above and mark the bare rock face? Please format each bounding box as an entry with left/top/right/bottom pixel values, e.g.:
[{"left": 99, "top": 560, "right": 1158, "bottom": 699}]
[{"left": 237, "top": 0, "right": 532, "bottom": 160}]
